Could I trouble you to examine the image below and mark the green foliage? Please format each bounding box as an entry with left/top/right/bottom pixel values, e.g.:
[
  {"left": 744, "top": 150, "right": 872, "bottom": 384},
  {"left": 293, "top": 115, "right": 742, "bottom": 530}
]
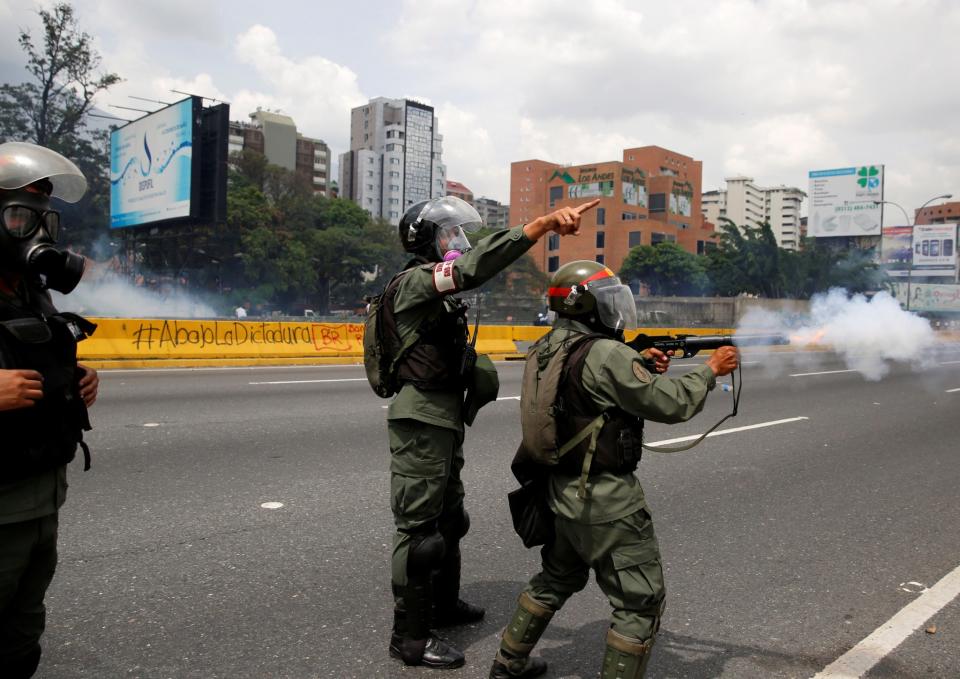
[
  {"left": 619, "top": 242, "right": 709, "bottom": 296},
  {"left": 223, "top": 151, "right": 412, "bottom": 314},
  {"left": 704, "top": 218, "right": 887, "bottom": 298},
  {"left": 0, "top": 2, "right": 121, "bottom": 251}
]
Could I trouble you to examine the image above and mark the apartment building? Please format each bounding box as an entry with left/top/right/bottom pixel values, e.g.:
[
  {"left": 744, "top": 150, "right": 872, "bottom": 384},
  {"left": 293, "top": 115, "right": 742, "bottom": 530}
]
[
  {"left": 474, "top": 196, "right": 510, "bottom": 230},
  {"left": 338, "top": 97, "right": 446, "bottom": 224},
  {"left": 228, "top": 110, "right": 332, "bottom": 195},
  {"left": 511, "top": 146, "right": 715, "bottom": 275},
  {"left": 915, "top": 200, "right": 960, "bottom": 225},
  {"left": 702, "top": 176, "right": 805, "bottom": 250}
]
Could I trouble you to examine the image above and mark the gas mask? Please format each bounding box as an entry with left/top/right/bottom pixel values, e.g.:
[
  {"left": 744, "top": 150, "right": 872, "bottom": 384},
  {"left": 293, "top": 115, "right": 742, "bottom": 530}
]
[
  {"left": 0, "top": 189, "right": 86, "bottom": 293},
  {"left": 0, "top": 141, "right": 88, "bottom": 293}
]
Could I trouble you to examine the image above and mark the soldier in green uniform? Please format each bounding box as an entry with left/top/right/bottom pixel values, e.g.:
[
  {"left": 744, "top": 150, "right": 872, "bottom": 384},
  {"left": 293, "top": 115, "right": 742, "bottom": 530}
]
[
  {"left": 0, "top": 142, "right": 100, "bottom": 678},
  {"left": 383, "top": 196, "right": 599, "bottom": 669},
  {"left": 489, "top": 260, "right": 739, "bottom": 679}
]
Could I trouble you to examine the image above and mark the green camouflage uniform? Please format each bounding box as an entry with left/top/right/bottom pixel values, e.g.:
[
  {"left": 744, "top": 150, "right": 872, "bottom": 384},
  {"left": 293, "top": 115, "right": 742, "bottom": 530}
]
[
  {"left": 388, "top": 225, "right": 534, "bottom": 592},
  {"left": 497, "top": 318, "right": 717, "bottom": 678}
]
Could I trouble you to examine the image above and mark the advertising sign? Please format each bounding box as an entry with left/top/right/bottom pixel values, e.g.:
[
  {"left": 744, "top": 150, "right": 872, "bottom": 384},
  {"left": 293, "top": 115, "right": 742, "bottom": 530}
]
[
  {"left": 912, "top": 223, "right": 957, "bottom": 275},
  {"left": 110, "top": 97, "right": 197, "bottom": 228},
  {"left": 670, "top": 181, "right": 694, "bottom": 217},
  {"left": 621, "top": 168, "right": 647, "bottom": 207},
  {"left": 890, "top": 282, "right": 960, "bottom": 312},
  {"left": 881, "top": 226, "right": 913, "bottom": 276},
  {"left": 808, "top": 165, "right": 884, "bottom": 237},
  {"left": 568, "top": 180, "right": 614, "bottom": 199}
]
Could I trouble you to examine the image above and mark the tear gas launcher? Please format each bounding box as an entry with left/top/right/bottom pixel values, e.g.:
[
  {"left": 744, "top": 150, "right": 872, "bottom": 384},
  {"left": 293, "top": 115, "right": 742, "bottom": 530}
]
[{"left": 627, "top": 333, "right": 790, "bottom": 359}]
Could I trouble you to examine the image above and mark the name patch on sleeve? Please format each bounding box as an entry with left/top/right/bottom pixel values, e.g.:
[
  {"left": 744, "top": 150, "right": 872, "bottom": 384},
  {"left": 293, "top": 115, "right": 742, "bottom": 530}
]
[{"left": 432, "top": 261, "right": 458, "bottom": 293}]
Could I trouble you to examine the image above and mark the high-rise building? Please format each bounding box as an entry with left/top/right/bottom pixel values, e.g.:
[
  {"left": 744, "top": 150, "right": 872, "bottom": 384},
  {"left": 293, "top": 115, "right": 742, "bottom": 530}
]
[
  {"left": 701, "top": 176, "right": 806, "bottom": 250},
  {"left": 228, "top": 110, "right": 331, "bottom": 195},
  {"left": 510, "top": 146, "right": 714, "bottom": 275},
  {"left": 338, "top": 97, "right": 446, "bottom": 224},
  {"left": 915, "top": 200, "right": 960, "bottom": 225}
]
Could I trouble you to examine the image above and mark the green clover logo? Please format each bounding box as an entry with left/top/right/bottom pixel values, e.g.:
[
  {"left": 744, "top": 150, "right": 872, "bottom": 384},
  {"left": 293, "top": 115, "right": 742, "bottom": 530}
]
[{"left": 857, "top": 166, "right": 880, "bottom": 189}]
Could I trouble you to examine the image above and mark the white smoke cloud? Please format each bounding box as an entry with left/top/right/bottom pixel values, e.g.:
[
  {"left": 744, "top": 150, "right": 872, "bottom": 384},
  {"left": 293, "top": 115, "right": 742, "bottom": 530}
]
[
  {"left": 737, "top": 288, "right": 937, "bottom": 381},
  {"left": 52, "top": 277, "right": 218, "bottom": 319}
]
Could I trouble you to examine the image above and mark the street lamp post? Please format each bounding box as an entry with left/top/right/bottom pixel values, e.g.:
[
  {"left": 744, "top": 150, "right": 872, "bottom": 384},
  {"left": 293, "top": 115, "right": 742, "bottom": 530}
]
[{"left": 873, "top": 194, "right": 953, "bottom": 311}]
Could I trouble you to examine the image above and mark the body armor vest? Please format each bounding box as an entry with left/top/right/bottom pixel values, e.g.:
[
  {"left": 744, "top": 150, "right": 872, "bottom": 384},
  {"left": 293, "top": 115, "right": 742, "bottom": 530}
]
[
  {"left": 554, "top": 336, "right": 644, "bottom": 476},
  {"left": 0, "top": 281, "right": 95, "bottom": 482},
  {"left": 382, "top": 266, "right": 469, "bottom": 391}
]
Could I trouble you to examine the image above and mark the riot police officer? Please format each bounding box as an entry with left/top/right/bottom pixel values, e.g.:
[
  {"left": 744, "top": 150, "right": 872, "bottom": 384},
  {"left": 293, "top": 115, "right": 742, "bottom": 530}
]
[
  {"left": 489, "top": 260, "right": 738, "bottom": 679},
  {"left": 382, "top": 196, "right": 598, "bottom": 669},
  {"left": 0, "top": 141, "right": 99, "bottom": 678}
]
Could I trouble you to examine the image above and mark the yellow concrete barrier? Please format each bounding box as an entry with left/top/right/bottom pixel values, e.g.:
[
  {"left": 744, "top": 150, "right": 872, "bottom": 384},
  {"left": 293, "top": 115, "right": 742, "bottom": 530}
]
[{"left": 77, "top": 319, "right": 740, "bottom": 369}]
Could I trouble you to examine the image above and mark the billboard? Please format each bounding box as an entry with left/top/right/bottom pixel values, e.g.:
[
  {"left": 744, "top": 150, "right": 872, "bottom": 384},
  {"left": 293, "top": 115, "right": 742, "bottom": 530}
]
[
  {"left": 621, "top": 168, "right": 647, "bottom": 207},
  {"left": 110, "top": 97, "right": 199, "bottom": 228},
  {"left": 881, "top": 226, "right": 913, "bottom": 276},
  {"left": 890, "top": 282, "right": 960, "bottom": 312},
  {"left": 808, "top": 165, "right": 884, "bottom": 237},
  {"left": 912, "top": 223, "right": 957, "bottom": 275},
  {"left": 568, "top": 180, "right": 614, "bottom": 199}
]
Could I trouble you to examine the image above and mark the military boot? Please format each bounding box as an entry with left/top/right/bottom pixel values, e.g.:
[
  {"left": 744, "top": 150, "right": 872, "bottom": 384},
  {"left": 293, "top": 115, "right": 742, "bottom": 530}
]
[
  {"left": 390, "top": 581, "right": 465, "bottom": 669},
  {"left": 433, "top": 547, "right": 485, "bottom": 627},
  {"left": 600, "top": 627, "right": 654, "bottom": 679},
  {"left": 487, "top": 592, "right": 553, "bottom": 678}
]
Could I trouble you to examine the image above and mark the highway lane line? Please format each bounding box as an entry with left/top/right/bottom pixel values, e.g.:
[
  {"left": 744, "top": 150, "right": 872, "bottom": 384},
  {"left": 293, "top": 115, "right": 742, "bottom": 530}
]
[
  {"left": 248, "top": 378, "right": 368, "bottom": 385},
  {"left": 644, "top": 416, "right": 809, "bottom": 446},
  {"left": 941, "top": 360, "right": 960, "bottom": 365},
  {"left": 946, "top": 388, "right": 960, "bottom": 393},
  {"left": 810, "top": 563, "right": 960, "bottom": 679},
  {"left": 790, "top": 369, "right": 858, "bottom": 378}
]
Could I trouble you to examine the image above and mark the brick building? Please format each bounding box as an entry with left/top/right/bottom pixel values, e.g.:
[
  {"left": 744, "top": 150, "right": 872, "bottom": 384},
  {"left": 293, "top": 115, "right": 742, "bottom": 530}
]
[{"left": 510, "top": 146, "right": 715, "bottom": 275}]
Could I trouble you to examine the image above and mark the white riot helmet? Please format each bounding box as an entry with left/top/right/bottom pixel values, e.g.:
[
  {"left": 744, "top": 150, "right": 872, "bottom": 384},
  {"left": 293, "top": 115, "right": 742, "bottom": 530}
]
[{"left": 0, "top": 141, "right": 87, "bottom": 203}]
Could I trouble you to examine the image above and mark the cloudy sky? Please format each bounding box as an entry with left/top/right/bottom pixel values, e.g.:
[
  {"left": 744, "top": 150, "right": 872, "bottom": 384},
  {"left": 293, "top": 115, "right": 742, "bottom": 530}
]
[{"left": 2, "top": 0, "right": 958, "bottom": 223}]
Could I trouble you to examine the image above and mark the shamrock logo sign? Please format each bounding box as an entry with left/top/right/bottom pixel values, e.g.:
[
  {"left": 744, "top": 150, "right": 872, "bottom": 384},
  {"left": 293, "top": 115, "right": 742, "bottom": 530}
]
[{"left": 857, "top": 166, "right": 880, "bottom": 190}]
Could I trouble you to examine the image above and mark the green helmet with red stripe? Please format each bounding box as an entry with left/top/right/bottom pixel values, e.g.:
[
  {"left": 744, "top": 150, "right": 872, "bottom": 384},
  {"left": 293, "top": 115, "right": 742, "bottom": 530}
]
[{"left": 548, "top": 260, "right": 638, "bottom": 333}]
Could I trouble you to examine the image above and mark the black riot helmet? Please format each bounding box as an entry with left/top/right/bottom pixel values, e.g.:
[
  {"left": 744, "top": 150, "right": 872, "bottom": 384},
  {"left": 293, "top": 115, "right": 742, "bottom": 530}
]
[
  {"left": 398, "top": 196, "right": 483, "bottom": 262},
  {"left": 0, "top": 141, "right": 88, "bottom": 293}
]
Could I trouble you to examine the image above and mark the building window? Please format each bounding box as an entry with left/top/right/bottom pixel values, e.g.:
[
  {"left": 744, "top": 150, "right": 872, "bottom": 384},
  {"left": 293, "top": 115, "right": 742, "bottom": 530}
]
[
  {"left": 628, "top": 231, "right": 641, "bottom": 248},
  {"left": 390, "top": 158, "right": 400, "bottom": 165},
  {"left": 548, "top": 256, "right": 560, "bottom": 272},
  {"left": 389, "top": 211, "right": 399, "bottom": 218},
  {"left": 596, "top": 255, "right": 605, "bottom": 264},
  {"left": 651, "top": 232, "right": 666, "bottom": 244},
  {"left": 367, "top": 157, "right": 373, "bottom": 164},
  {"left": 649, "top": 194, "right": 666, "bottom": 213},
  {"left": 697, "top": 240, "right": 705, "bottom": 255},
  {"left": 548, "top": 234, "right": 560, "bottom": 251},
  {"left": 597, "top": 207, "right": 605, "bottom": 225},
  {"left": 549, "top": 186, "right": 563, "bottom": 207},
  {"left": 596, "top": 232, "right": 605, "bottom": 249}
]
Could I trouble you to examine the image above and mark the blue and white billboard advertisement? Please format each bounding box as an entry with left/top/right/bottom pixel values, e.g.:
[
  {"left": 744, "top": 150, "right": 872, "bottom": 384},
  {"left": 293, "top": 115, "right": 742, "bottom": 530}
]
[
  {"left": 808, "top": 165, "right": 884, "bottom": 237},
  {"left": 110, "top": 98, "right": 196, "bottom": 228}
]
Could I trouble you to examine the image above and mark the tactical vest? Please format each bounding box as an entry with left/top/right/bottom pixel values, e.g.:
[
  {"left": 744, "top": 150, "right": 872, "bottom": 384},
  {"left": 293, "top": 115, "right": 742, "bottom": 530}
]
[
  {"left": 0, "top": 282, "right": 96, "bottom": 482},
  {"left": 553, "top": 335, "right": 645, "bottom": 477},
  {"left": 382, "top": 265, "right": 469, "bottom": 391}
]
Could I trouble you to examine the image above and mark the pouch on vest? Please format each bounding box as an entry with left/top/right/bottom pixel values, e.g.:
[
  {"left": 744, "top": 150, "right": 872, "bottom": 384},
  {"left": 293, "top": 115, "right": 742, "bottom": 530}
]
[{"left": 462, "top": 352, "right": 499, "bottom": 426}]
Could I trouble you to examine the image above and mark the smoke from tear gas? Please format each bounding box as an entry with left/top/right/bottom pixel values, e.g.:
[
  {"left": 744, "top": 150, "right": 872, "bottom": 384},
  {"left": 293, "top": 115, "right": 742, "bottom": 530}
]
[
  {"left": 50, "top": 273, "right": 218, "bottom": 319},
  {"left": 736, "top": 288, "right": 936, "bottom": 381}
]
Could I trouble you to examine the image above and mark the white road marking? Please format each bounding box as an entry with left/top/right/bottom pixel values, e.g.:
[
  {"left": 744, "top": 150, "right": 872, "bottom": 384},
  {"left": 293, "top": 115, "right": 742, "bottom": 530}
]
[
  {"left": 248, "top": 378, "right": 368, "bottom": 385},
  {"left": 496, "top": 396, "right": 520, "bottom": 401},
  {"left": 260, "top": 502, "right": 284, "bottom": 510},
  {"left": 645, "top": 416, "right": 809, "bottom": 446},
  {"left": 142, "top": 422, "right": 160, "bottom": 428},
  {"left": 940, "top": 360, "right": 960, "bottom": 365},
  {"left": 790, "top": 369, "right": 858, "bottom": 378},
  {"left": 946, "top": 388, "right": 960, "bottom": 393},
  {"left": 811, "top": 563, "right": 960, "bottom": 679}
]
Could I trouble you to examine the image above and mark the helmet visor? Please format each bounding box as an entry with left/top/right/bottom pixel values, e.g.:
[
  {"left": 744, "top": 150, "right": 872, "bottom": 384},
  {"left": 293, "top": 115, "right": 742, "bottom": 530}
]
[
  {"left": 422, "top": 196, "right": 483, "bottom": 233},
  {"left": 0, "top": 142, "right": 87, "bottom": 203},
  {"left": 436, "top": 224, "right": 472, "bottom": 256},
  {"left": 591, "top": 278, "right": 638, "bottom": 332}
]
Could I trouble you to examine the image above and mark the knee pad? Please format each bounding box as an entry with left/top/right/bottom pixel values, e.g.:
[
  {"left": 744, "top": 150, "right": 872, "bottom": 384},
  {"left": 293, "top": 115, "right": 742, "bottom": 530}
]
[
  {"left": 407, "top": 530, "right": 445, "bottom": 577},
  {"left": 439, "top": 507, "right": 470, "bottom": 542}
]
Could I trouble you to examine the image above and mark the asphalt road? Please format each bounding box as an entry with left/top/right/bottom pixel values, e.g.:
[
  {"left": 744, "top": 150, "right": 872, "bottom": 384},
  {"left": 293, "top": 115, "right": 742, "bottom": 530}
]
[{"left": 37, "top": 344, "right": 960, "bottom": 679}]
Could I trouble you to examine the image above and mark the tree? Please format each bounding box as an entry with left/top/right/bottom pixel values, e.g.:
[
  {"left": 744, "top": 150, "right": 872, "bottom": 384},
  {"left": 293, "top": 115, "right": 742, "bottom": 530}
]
[
  {"left": 0, "top": 2, "right": 121, "bottom": 250},
  {"left": 620, "top": 242, "right": 709, "bottom": 296}
]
